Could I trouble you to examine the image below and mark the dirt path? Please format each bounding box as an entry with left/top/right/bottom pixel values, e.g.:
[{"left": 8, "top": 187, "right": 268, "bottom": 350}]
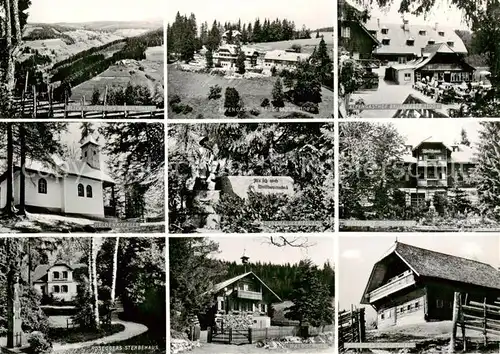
[{"left": 52, "top": 319, "right": 148, "bottom": 352}]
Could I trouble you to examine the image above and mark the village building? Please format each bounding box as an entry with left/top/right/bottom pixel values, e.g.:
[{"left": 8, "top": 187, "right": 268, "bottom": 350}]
[
  {"left": 262, "top": 50, "right": 311, "bottom": 73},
  {"left": 361, "top": 242, "right": 500, "bottom": 329},
  {"left": 0, "top": 136, "right": 116, "bottom": 219},
  {"left": 33, "top": 261, "right": 86, "bottom": 302},
  {"left": 199, "top": 257, "right": 282, "bottom": 330},
  {"left": 384, "top": 43, "right": 475, "bottom": 85},
  {"left": 213, "top": 44, "right": 260, "bottom": 68},
  {"left": 338, "top": 0, "right": 380, "bottom": 59},
  {"left": 364, "top": 19, "right": 467, "bottom": 65},
  {"left": 398, "top": 138, "right": 477, "bottom": 206}
]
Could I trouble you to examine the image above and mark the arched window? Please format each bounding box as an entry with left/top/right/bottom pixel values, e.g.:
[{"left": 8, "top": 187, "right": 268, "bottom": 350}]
[
  {"left": 86, "top": 185, "right": 93, "bottom": 198},
  {"left": 38, "top": 178, "right": 47, "bottom": 194},
  {"left": 78, "top": 184, "right": 84, "bottom": 197}
]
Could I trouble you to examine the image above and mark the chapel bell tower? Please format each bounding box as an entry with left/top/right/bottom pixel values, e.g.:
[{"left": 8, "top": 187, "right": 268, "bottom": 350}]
[{"left": 81, "top": 136, "right": 101, "bottom": 170}]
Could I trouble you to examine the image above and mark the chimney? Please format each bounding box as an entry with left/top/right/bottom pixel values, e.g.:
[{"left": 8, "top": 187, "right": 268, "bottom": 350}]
[
  {"left": 421, "top": 48, "right": 424, "bottom": 57},
  {"left": 403, "top": 19, "right": 409, "bottom": 32},
  {"left": 405, "top": 144, "right": 413, "bottom": 153},
  {"left": 451, "top": 145, "right": 458, "bottom": 152},
  {"left": 377, "top": 18, "right": 380, "bottom": 28}
]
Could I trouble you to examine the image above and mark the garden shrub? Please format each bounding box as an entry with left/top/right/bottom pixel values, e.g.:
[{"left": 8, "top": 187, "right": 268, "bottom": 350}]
[
  {"left": 250, "top": 108, "right": 260, "bottom": 116},
  {"left": 27, "top": 331, "right": 52, "bottom": 354},
  {"left": 169, "top": 95, "right": 181, "bottom": 107},
  {"left": 208, "top": 85, "right": 222, "bottom": 100},
  {"left": 21, "top": 287, "right": 50, "bottom": 334},
  {"left": 301, "top": 102, "right": 319, "bottom": 114}
]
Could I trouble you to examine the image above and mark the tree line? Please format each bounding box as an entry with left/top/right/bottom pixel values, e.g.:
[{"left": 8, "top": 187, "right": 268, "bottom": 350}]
[{"left": 167, "top": 12, "right": 313, "bottom": 61}]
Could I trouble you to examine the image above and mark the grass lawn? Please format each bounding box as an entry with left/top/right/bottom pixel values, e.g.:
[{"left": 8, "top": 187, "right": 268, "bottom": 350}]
[
  {"left": 252, "top": 34, "right": 334, "bottom": 57},
  {"left": 167, "top": 67, "right": 333, "bottom": 118},
  {"left": 48, "top": 324, "right": 125, "bottom": 344}
]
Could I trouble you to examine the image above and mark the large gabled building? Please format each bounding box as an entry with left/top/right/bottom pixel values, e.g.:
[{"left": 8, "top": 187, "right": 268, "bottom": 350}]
[
  {"left": 398, "top": 137, "right": 477, "bottom": 206},
  {"left": 364, "top": 19, "right": 467, "bottom": 65},
  {"left": 361, "top": 242, "right": 500, "bottom": 328}
]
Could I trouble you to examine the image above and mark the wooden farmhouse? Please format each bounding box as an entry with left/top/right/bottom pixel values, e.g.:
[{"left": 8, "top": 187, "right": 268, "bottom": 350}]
[
  {"left": 361, "top": 242, "right": 500, "bottom": 329},
  {"left": 199, "top": 270, "right": 282, "bottom": 330}
]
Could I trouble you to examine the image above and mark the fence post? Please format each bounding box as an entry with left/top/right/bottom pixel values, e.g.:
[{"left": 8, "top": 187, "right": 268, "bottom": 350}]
[
  {"left": 248, "top": 328, "right": 252, "bottom": 344},
  {"left": 48, "top": 85, "right": 53, "bottom": 117},
  {"left": 483, "top": 298, "right": 488, "bottom": 347},
  {"left": 229, "top": 328, "right": 232, "bottom": 344},
  {"left": 460, "top": 294, "right": 466, "bottom": 351},
  {"left": 265, "top": 327, "right": 268, "bottom": 340},
  {"left": 359, "top": 307, "right": 366, "bottom": 342},
  {"left": 32, "top": 85, "right": 37, "bottom": 118},
  {"left": 449, "top": 292, "right": 460, "bottom": 353},
  {"left": 207, "top": 326, "right": 212, "bottom": 343}
]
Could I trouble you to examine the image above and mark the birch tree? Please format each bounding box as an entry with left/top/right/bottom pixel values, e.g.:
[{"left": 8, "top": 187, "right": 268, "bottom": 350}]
[{"left": 110, "top": 237, "right": 119, "bottom": 305}]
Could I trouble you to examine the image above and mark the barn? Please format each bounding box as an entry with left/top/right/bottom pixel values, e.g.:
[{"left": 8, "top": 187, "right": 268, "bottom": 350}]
[{"left": 361, "top": 242, "right": 500, "bottom": 329}]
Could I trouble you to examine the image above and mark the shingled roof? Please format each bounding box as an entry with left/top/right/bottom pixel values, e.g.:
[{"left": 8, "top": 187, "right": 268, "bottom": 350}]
[
  {"left": 211, "top": 271, "right": 282, "bottom": 302},
  {"left": 364, "top": 20, "right": 467, "bottom": 55},
  {"left": 395, "top": 242, "right": 499, "bottom": 289}
]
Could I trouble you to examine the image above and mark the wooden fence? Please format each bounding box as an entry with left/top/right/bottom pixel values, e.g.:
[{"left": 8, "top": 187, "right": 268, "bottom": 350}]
[
  {"left": 208, "top": 324, "right": 333, "bottom": 345},
  {"left": 450, "top": 292, "right": 500, "bottom": 352},
  {"left": 12, "top": 86, "right": 164, "bottom": 118},
  {"left": 339, "top": 307, "right": 366, "bottom": 352}
]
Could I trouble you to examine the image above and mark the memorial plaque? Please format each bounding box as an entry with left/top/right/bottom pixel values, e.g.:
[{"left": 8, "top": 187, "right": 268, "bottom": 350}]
[{"left": 219, "top": 176, "right": 294, "bottom": 199}]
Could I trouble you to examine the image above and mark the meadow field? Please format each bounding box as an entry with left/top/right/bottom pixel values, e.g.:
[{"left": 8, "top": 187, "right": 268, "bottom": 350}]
[
  {"left": 167, "top": 66, "right": 333, "bottom": 118},
  {"left": 71, "top": 45, "right": 164, "bottom": 102}
]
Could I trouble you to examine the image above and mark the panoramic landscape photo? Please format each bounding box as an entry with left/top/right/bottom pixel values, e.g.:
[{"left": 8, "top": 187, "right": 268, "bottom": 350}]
[
  {"left": 339, "top": 0, "right": 498, "bottom": 117},
  {"left": 0, "top": 0, "right": 164, "bottom": 118},
  {"left": 167, "top": 0, "right": 334, "bottom": 118}
]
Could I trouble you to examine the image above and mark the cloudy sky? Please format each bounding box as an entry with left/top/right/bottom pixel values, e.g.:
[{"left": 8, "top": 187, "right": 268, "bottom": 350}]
[
  {"left": 207, "top": 236, "right": 334, "bottom": 267},
  {"left": 167, "top": 0, "right": 334, "bottom": 30},
  {"left": 386, "top": 120, "right": 481, "bottom": 147},
  {"left": 28, "top": 0, "right": 163, "bottom": 23},
  {"left": 338, "top": 235, "right": 499, "bottom": 321}
]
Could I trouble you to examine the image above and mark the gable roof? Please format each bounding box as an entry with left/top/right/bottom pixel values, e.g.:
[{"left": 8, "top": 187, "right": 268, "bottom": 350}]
[
  {"left": 0, "top": 157, "right": 115, "bottom": 185},
  {"left": 361, "top": 242, "right": 500, "bottom": 303},
  {"left": 33, "top": 262, "right": 87, "bottom": 283},
  {"left": 211, "top": 271, "right": 282, "bottom": 302},
  {"left": 80, "top": 136, "right": 100, "bottom": 148},
  {"left": 264, "top": 50, "right": 311, "bottom": 62},
  {"left": 364, "top": 20, "right": 467, "bottom": 55}
]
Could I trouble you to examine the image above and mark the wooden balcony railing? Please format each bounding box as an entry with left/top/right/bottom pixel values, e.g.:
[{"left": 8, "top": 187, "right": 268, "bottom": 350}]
[
  {"left": 236, "top": 290, "right": 262, "bottom": 301},
  {"left": 367, "top": 271, "right": 416, "bottom": 303}
]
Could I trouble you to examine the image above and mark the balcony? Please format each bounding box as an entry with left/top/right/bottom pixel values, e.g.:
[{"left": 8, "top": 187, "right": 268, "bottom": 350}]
[
  {"left": 367, "top": 270, "right": 416, "bottom": 303},
  {"left": 417, "top": 179, "right": 447, "bottom": 187},
  {"left": 417, "top": 159, "right": 447, "bottom": 167},
  {"left": 236, "top": 290, "right": 262, "bottom": 301}
]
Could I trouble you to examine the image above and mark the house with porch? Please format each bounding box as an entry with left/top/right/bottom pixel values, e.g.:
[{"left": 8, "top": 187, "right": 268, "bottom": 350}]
[
  {"left": 384, "top": 43, "right": 475, "bottom": 85},
  {"left": 213, "top": 44, "right": 260, "bottom": 68},
  {"left": 0, "top": 136, "right": 116, "bottom": 219},
  {"left": 361, "top": 242, "right": 500, "bottom": 328},
  {"left": 33, "top": 261, "right": 87, "bottom": 302},
  {"left": 200, "top": 269, "right": 282, "bottom": 330},
  {"left": 398, "top": 137, "right": 477, "bottom": 206},
  {"left": 364, "top": 18, "right": 467, "bottom": 65}
]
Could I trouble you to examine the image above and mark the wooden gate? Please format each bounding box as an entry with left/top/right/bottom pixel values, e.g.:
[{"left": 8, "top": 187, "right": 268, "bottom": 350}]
[
  {"left": 208, "top": 326, "right": 252, "bottom": 344},
  {"left": 338, "top": 307, "right": 366, "bottom": 352},
  {"left": 450, "top": 292, "right": 500, "bottom": 352}
]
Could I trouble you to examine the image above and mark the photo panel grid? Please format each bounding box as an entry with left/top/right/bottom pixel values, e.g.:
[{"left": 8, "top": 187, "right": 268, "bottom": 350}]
[{"left": 0, "top": 0, "right": 164, "bottom": 119}]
